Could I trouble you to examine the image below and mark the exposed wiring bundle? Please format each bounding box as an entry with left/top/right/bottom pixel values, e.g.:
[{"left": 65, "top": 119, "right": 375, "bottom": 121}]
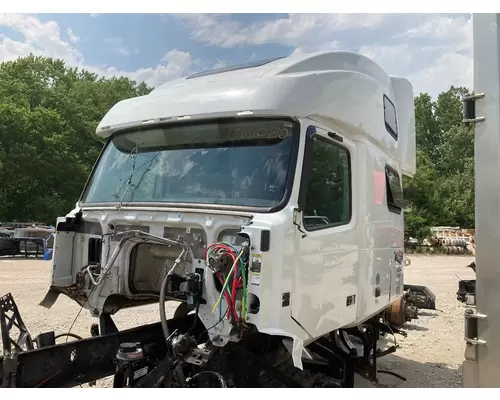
[{"left": 204, "top": 241, "right": 249, "bottom": 327}]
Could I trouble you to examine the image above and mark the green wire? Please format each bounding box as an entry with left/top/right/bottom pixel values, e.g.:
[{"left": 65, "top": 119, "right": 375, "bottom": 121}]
[
  {"left": 241, "top": 262, "right": 247, "bottom": 321},
  {"left": 205, "top": 243, "right": 248, "bottom": 322},
  {"left": 219, "top": 272, "right": 232, "bottom": 297}
]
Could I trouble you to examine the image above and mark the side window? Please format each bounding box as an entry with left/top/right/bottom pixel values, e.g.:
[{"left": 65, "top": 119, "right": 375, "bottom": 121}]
[
  {"left": 383, "top": 95, "right": 398, "bottom": 140},
  {"left": 302, "top": 135, "right": 351, "bottom": 231},
  {"left": 385, "top": 165, "right": 405, "bottom": 214}
]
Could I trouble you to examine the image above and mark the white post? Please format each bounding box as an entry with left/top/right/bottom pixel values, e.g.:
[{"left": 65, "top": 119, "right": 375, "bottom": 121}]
[{"left": 463, "top": 13, "right": 500, "bottom": 388}]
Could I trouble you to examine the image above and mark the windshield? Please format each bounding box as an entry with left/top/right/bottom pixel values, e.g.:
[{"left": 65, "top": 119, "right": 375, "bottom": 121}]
[{"left": 81, "top": 119, "right": 297, "bottom": 209}]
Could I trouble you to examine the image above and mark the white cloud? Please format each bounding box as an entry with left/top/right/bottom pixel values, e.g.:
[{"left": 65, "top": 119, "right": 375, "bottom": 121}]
[
  {"left": 0, "top": 13, "right": 84, "bottom": 65},
  {"left": 355, "top": 40, "right": 472, "bottom": 97},
  {"left": 213, "top": 59, "right": 229, "bottom": 69},
  {"left": 0, "top": 13, "right": 194, "bottom": 88},
  {"left": 67, "top": 28, "right": 79, "bottom": 44},
  {"left": 104, "top": 36, "right": 133, "bottom": 57},
  {"left": 390, "top": 15, "right": 473, "bottom": 96},
  {"left": 177, "top": 13, "right": 383, "bottom": 52},
  {"left": 0, "top": 13, "right": 475, "bottom": 99},
  {"left": 358, "top": 44, "right": 414, "bottom": 73},
  {"left": 401, "top": 15, "right": 471, "bottom": 44},
  {"left": 0, "top": 34, "right": 38, "bottom": 62},
  {"left": 90, "top": 49, "right": 196, "bottom": 88},
  {"left": 176, "top": 13, "right": 473, "bottom": 97},
  {"left": 84, "top": 49, "right": 196, "bottom": 87},
  {"left": 410, "top": 52, "right": 472, "bottom": 97}
]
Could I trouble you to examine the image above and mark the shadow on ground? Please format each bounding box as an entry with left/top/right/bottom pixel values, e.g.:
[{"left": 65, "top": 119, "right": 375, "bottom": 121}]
[
  {"left": 418, "top": 310, "right": 441, "bottom": 317},
  {"left": 356, "top": 353, "right": 462, "bottom": 388},
  {"left": 401, "top": 323, "right": 429, "bottom": 332}
]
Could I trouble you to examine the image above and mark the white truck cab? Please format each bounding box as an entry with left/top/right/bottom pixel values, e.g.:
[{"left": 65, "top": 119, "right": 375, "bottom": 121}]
[{"left": 41, "top": 51, "right": 416, "bottom": 368}]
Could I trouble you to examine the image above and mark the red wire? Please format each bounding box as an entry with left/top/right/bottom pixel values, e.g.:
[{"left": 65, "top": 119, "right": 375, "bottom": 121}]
[
  {"left": 205, "top": 243, "right": 236, "bottom": 262},
  {"left": 36, "top": 370, "right": 63, "bottom": 387},
  {"left": 210, "top": 244, "right": 237, "bottom": 263},
  {"left": 217, "top": 272, "right": 238, "bottom": 322},
  {"left": 215, "top": 243, "right": 236, "bottom": 253},
  {"left": 206, "top": 243, "right": 241, "bottom": 323},
  {"left": 231, "top": 262, "right": 238, "bottom": 315}
]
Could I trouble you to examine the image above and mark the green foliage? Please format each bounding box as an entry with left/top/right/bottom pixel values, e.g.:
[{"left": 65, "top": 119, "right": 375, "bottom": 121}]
[
  {"left": 0, "top": 54, "right": 152, "bottom": 223},
  {"left": 0, "top": 55, "right": 475, "bottom": 234},
  {"left": 404, "top": 85, "right": 474, "bottom": 239}
]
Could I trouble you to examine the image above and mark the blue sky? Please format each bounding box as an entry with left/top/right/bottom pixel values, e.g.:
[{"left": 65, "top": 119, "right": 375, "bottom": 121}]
[{"left": 0, "top": 13, "right": 472, "bottom": 97}]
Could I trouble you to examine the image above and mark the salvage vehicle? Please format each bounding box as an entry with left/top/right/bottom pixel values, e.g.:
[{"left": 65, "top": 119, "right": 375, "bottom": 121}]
[{"left": 1, "top": 50, "right": 435, "bottom": 388}]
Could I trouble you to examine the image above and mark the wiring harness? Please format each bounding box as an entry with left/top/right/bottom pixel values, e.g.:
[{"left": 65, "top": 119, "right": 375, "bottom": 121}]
[{"left": 204, "top": 241, "right": 249, "bottom": 326}]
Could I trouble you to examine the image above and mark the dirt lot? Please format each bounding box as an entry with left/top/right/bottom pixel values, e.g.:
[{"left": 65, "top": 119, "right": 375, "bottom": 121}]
[{"left": 0, "top": 255, "right": 475, "bottom": 388}]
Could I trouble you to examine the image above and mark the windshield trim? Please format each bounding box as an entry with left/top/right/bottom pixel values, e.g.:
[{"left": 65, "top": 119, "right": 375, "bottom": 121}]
[{"left": 78, "top": 116, "right": 301, "bottom": 214}]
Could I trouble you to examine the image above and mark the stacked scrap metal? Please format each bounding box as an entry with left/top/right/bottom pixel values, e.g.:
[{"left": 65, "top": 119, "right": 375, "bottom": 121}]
[{"left": 428, "top": 226, "right": 475, "bottom": 255}]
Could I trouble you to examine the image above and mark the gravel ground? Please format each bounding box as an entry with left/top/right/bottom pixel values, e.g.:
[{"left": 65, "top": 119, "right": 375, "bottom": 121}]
[
  {"left": 357, "top": 255, "right": 475, "bottom": 388},
  {"left": 0, "top": 255, "right": 475, "bottom": 388}
]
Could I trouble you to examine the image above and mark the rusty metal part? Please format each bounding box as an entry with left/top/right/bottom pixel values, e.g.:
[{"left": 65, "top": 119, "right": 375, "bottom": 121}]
[
  {"left": 387, "top": 298, "right": 406, "bottom": 326},
  {"left": 386, "top": 294, "right": 419, "bottom": 326},
  {"left": 63, "top": 267, "right": 91, "bottom": 299}
]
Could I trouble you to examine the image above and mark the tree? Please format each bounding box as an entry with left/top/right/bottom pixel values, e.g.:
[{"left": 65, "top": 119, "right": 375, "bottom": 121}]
[
  {"left": 403, "top": 86, "right": 475, "bottom": 239},
  {"left": 0, "top": 54, "right": 152, "bottom": 223}
]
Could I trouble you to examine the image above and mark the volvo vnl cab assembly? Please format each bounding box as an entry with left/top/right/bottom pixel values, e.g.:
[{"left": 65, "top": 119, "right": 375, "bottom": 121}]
[{"left": 1, "top": 50, "right": 433, "bottom": 388}]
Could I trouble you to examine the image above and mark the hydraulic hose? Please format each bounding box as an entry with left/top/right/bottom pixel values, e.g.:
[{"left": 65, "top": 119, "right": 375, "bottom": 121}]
[{"left": 159, "top": 269, "right": 171, "bottom": 345}]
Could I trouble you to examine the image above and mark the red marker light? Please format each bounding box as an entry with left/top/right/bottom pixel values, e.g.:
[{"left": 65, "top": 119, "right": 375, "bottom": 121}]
[{"left": 373, "top": 171, "right": 385, "bottom": 205}]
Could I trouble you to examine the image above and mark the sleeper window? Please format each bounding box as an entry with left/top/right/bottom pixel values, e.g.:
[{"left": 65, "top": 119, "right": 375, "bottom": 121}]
[
  {"left": 384, "top": 95, "right": 398, "bottom": 140},
  {"left": 386, "top": 165, "right": 405, "bottom": 213}
]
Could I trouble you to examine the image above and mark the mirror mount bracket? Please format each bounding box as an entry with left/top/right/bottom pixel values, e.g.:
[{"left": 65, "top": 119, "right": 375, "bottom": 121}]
[{"left": 293, "top": 208, "right": 307, "bottom": 238}]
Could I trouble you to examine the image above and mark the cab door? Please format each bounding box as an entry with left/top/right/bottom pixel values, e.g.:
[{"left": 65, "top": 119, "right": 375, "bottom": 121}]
[{"left": 291, "top": 125, "right": 359, "bottom": 338}]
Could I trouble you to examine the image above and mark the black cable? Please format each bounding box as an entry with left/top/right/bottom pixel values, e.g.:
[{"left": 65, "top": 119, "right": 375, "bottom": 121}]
[
  {"left": 188, "top": 371, "right": 227, "bottom": 388},
  {"left": 54, "top": 332, "right": 83, "bottom": 341},
  {"left": 382, "top": 323, "right": 398, "bottom": 348},
  {"left": 65, "top": 285, "right": 97, "bottom": 343},
  {"left": 377, "top": 370, "right": 406, "bottom": 381},
  {"left": 186, "top": 300, "right": 201, "bottom": 336},
  {"left": 65, "top": 302, "right": 86, "bottom": 344},
  {"left": 197, "top": 307, "right": 228, "bottom": 343}
]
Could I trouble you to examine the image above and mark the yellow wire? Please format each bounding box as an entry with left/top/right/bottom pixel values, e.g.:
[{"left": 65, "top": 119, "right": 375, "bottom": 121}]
[{"left": 211, "top": 250, "right": 245, "bottom": 314}]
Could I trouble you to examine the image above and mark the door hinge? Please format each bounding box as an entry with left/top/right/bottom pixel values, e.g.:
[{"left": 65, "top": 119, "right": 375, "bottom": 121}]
[
  {"left": 464, "top": 308, "right": 487, "bottom": 345},
  {"left": 462, "top": 92, "right": 486, "bottom": 124}
]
